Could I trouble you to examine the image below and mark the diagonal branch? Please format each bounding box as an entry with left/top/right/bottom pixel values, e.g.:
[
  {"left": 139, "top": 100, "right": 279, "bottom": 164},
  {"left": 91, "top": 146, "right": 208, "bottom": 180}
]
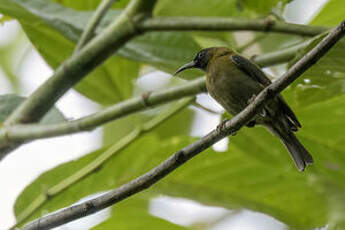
[{"left": 20, "top": 20, "right": 345, "bottom": 230}]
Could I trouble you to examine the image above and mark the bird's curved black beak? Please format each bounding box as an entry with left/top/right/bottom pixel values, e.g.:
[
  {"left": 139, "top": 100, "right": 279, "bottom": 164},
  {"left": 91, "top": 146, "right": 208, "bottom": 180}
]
[{"left": 173, "top": 60, "right": 197, "bottom": 76}]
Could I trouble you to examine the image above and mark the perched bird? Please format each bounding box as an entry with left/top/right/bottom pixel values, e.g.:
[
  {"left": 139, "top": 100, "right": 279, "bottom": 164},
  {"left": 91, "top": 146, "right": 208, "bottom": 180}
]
[{"left": 174, "top": 47, "right": 313, "bottom": 171}]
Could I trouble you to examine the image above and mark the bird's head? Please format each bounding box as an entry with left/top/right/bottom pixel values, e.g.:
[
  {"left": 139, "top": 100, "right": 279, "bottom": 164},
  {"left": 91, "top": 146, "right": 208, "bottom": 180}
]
[{"left": 174, "top": 47, "right": 231, "bottom": 76}]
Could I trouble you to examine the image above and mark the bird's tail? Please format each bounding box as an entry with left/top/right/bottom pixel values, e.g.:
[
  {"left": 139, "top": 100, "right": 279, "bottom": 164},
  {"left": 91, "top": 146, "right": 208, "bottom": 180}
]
[{"left": 267, "top": 123, "right": 313, "bottom": 171}]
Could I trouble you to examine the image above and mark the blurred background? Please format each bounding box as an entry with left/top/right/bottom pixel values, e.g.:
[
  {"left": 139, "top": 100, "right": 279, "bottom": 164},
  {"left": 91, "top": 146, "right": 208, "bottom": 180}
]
[{"left": 0, "top": 0, "right": 338, "bottom": 229}]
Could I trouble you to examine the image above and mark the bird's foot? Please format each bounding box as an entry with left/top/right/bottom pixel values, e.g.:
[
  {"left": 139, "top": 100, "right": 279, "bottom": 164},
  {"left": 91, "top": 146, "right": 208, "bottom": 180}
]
[
  {"left": 141, "top": 91, "right": 152, "bottom": 106},
  {"left": 216, "top": 119, "right": 229, "bottom": 133},
  {"left": 248, "top": 94, "right": 266, "bottom": 117},
  {"left": 260, "top": 109, "right": 267, "bottom": 117},
  {"left": 246, "top": 120, "right": 256, "bottom": 128},
  {"left": 247, "top": 94, "right": 257, "bottom": 104},
  {"left": 216, "top": 119, "right": 237, "bottom": 136},
  {"left": 263, "top": 15, "right": 276, "bottom": 31}
]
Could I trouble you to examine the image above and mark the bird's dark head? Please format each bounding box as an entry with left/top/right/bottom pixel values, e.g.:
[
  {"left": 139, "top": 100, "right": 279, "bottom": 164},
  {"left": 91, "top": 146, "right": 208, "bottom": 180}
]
[
  {"left": 174, "top": 47, "right": 232, "bottom": 76},
  {"left": 174, "top": 48, "right": 216, "bottom": 76}
]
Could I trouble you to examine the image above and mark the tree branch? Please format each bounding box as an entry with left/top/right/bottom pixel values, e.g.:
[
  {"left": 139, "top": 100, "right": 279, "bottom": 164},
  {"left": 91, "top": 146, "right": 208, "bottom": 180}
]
[
  {"left": 0, "top": 78, "right": 206, "bottom": 142},
  {"left": 0, "top": 39, "right": 309, "bottom": 145},
  {"left": 20, "top": 20, "right": 345, "bottom": 230},
  {"left": 74, "top": 0, "right": 118, "bottom": 53},
  {"left": 251, "top": 39, "right": 313, "bottom": 66},
  {"left": 138, "top": 17, "right": 328, "bottom": 36}
]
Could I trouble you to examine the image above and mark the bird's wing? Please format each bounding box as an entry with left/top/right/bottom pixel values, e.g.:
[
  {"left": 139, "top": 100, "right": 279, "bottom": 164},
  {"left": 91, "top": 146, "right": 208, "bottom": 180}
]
[
  {"left": 231, "top": 54, "right": 301, "bottom": 129},
  {"left": 231, "top": 55, "right": 271, "bottom": 86}
]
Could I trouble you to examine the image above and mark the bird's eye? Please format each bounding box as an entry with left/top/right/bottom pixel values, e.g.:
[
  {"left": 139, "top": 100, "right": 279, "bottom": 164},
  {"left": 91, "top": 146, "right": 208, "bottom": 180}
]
[{"left": 198, "top": 51, "right": 205, "bottom": 60}]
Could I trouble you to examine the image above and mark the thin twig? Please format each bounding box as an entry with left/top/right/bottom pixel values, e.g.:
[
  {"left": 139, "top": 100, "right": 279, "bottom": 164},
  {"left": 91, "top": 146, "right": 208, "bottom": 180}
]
[
  {"left": 138, "top": 17, "right": 328, "bottom": 36},
  {"left": 74, "top": 0, "right": 118, "bottom": 53},
  {"left": 251, "top": 39, "right": 313, "bottom": 67},
  {"left": 0, "top": 78, "right": 205, "bottom": 142},
  {"left": 20, "top": 20, "right": 345, "bottom": 230},
  {"left": 237, "top": 34, "right": 266, "bottom": 53}
]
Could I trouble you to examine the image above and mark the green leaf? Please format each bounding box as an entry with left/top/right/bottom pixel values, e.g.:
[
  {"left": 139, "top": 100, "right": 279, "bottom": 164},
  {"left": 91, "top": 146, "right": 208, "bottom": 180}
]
[
  {"left": 51, "top": 0, "right": 130, "bottom": 10},
  {"left": 236, "top": 0, "right": 291, "bottom": 15},
  {"left": 11, "top": 95, "right": 343, "bottom": 229},
  {"left": 289, "top": 33, "right": 345, "bottom": 106},
  {"left": 103, "top": 102, "right": 195, "bottom": 145},
  {"left": 0, "top": 15, "right": 12, "bottom": 23},
  {"left": 74, "top": 56, "right": 140, "bottom": 104},
  {"left": 305, "top": 0, "right": 345, "bottom": 109},
  {"left": 14, "top": 135, "right": 172, "bottom": 225},
  {"left": 0, "top": 31, "right": 26, "bottom": 91},
  {"left": 154, "top": 0, "right": 240, "bottom": 17},
  {"left": 0, "top": 94, "right": 65, "bottom": 124},
  {"left": 16, "top": 92, "right": 345, "bottom": 229},
  {"left": 119, "top": 32, "right": 201, "bottom": 79},
  {"left": 310, "top": 0, "right": 345, "bottom": 26}
]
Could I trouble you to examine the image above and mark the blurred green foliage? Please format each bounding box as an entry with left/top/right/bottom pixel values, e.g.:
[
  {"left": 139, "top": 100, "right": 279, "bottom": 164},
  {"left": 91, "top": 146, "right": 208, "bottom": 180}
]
[{"left": 1, "top": 0, "right": 345, "bottom": 229}]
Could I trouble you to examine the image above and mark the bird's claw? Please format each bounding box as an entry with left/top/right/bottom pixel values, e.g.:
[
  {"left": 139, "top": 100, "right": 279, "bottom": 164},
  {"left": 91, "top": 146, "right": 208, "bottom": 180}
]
[
  {"left": 216, "top": 119, "right": 237, "bottom": 136},
  {"left": 141, "top": 91, "right": 152, "bottom": 106},
  {"left": 247, "top": 94, "right": 256, "bottom": 104},
  {"left": 260, "top": 109, "right": 267, "bottom": 117},
  {"left": 263, "top": 16, "right": 276, "bottom": 31},
  {"left": 246, "top": 120, "right": 256, "bottom": 127},
  {"left": 248, "top": 94, "right": 266, "bottom": 117},
  {"left": 217, "top": 119, "right": 229, "bottom": 133}
]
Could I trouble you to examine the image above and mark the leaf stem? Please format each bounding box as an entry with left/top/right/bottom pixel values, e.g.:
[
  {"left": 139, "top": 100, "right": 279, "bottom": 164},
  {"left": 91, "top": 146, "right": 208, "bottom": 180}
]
[
  {"left": 74, "top": 0, "right": 118, "bottom": 53},
  {"left": 138, "top": 17, "right": 328, "bottom": 36}
]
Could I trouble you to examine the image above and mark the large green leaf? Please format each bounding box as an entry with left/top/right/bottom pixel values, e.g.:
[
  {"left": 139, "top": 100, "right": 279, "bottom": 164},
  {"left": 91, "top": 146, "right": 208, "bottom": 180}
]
[
  {"left": 15, "top": 93, "right": 345, "bottom": 229},
  {"left": 310, "top": 0, "right": 345, "bottom": 26},
  {"left": 14, "top": 135, "right": 180, "bottom": 226},
  {"left": 236, "top": 0, "right": 291, "bottom": 15},
  {"left": 0, "top": 94, "right": 65, "bottom": 124},
  {"left": 51, "top": 0, "right": 130, "bottom": 10},
  {"left": 154, "top": 0, "right": 240, "bottom": 17},
  {"left": 287, "top": 32, "right": 345, "bottom": 106},
  {"left": 285, "top": 0, "right": 345, "bottom": 108}
]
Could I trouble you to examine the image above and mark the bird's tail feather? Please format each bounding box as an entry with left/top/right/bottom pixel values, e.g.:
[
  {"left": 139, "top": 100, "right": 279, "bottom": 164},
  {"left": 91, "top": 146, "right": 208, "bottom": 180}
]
[{"left": 267, "top": 124, "right": 313, "bottom": 171}]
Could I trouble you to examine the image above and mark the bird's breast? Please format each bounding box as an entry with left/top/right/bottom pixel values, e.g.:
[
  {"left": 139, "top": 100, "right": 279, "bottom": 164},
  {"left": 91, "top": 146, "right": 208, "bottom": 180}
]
[{"left": 206, "top": 67, "right": 263, "bottom": 115}]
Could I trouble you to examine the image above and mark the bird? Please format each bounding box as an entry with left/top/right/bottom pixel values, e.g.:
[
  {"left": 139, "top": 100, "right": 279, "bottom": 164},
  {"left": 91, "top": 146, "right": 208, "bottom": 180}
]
[{"left": 174, "top": 47, "right": 313, "bottom": 171}]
